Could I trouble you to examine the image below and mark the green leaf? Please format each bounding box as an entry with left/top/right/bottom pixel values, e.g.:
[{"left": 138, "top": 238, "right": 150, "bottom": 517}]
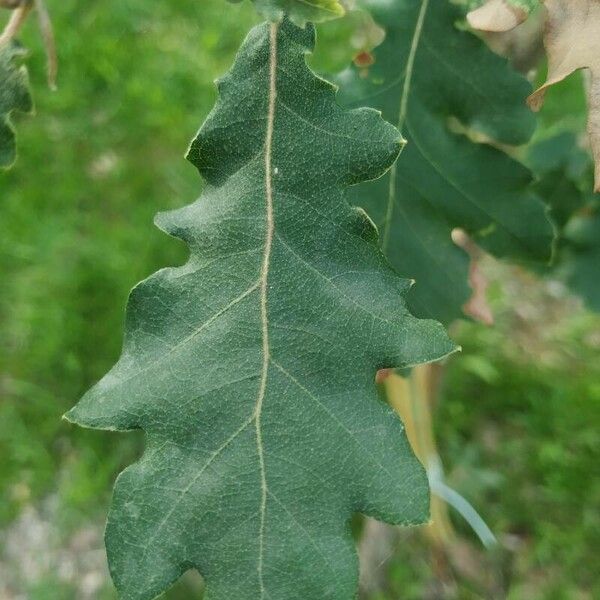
[
  {"left": 228, "top": 0, "right": 345, "bottom": 26},
  {"left": 66, "top": 19, "right": 455, "bottom": 600},
  {"left": 528, "top": 132, "right": 600, "bottom": 312},
  {"left": 336, "top": 0, "right": 555, "bottom": 324},
  {"left": 507, "top": 0, "right": 538, "bottom": 11},
  {"left": 560, "top": 207, "right": 600, "bottom": 312},
  {"left": 528, "top": 132, "right": 590, "bottom": 229},
  {"left": 0, "top": 42, "right": 33, "bottom": 170}
]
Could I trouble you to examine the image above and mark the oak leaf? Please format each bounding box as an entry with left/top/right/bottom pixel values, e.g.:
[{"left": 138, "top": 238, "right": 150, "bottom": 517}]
[
  {"left": 337, "top": 0, "right": 554, "bottom": 324},
  {"left": 527, "top": 0, "right": 600, "bottom": 192},
  {"left": 66, "top": 18, "right": 455, "bottom": 600}
]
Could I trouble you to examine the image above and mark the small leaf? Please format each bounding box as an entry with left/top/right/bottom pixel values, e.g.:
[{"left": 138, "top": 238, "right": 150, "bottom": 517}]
[
  {"left": 228, "top": 0, "right": 345, "bottom": 26},
  {"left": 0, "top": 42, "right": 33, "bottom": 170},
  {"left": 528, "top": 0, "right": 600, "bottom": 192},
  {"left": 66, "top": 18, "right": 455, "bottom": 600},
  {"left": 337, "top": 0, "right": 554, "bottom": 324}
]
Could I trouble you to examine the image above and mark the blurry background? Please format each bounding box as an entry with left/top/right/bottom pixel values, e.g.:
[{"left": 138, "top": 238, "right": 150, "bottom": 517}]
[{"left": 1, "top": 1, "right": 599, "bottom": 598}]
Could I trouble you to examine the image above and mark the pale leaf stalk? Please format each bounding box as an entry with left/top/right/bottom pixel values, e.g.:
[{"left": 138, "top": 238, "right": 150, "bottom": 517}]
[
  {"left": 384, "top": 367, "right": 455, "bottom": 548},
  {"left": 34, "top": 0, "right": 56, "bottom": 89},
  {"left": 385, "top": 367, "right": 498, "bottom": 549}
]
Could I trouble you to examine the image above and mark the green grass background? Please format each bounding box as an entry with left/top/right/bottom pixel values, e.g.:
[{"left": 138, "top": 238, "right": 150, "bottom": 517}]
[{"left": 1, "top": 1, "right": 599, "bottom": 598}]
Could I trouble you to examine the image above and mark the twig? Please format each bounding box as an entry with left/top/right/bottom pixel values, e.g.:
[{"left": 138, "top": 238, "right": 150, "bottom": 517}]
[
  {"left": 0, "top": 1, "right": 33, "bottom": 47},
  {"left": 35, "top": 0, "right": 56, "bottom": 89},
  {"left": 0, "top": 0, "right": 57, "bottom": 89}
]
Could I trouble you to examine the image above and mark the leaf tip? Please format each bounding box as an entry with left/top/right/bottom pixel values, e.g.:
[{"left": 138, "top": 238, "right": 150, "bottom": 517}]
[
  {"left": 467, "top": 0, "right": 528, "bottom": 33},
  {"left": 527, "top": 88, "right": 546, "bottom": 112},
  {"left": 62, "top": 407, "right": 79, "bottom": 425}
]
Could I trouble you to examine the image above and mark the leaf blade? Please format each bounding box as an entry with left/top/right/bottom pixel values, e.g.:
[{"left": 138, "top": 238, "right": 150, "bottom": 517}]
[
  {"left": 337, "top": 0, "right": 555, "bottom": 324},
  {"left": 67, "top": 18, "right": 455, "bottom": 600}
]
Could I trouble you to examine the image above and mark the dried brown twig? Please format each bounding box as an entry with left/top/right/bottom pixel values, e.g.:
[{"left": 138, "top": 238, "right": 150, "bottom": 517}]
[
  {"left": 0, "top": 0, "right": 33, "bottom": 46},
  {"left": 33, "top": 0, "right": 56, "bottom": 89}
]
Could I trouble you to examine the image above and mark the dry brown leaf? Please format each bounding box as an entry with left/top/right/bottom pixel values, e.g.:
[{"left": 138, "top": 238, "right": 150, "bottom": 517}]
[
  {"left": 467, "top": 0, "right": 529, "bottom": 32},
  {"left": 528, "top": 0, "right": 600, "bottom": 191},
  {"left": 452, "top": 229, "right": 494, "bottom": 325}
]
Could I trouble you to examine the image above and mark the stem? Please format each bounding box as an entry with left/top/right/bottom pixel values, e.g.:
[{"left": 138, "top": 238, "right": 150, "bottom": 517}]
[
  {"left": 0, "top": 1, "right": 32, "bottom": 47},
  {"left": 385, "top": 366, "right": 498, "bottom": 550},
  {"left": 35, "top": 0, "right": 57, "bottom": 89},
  {"left": 385, "top": 366, "right": 455, "bottom": 548},
  {"left": 0, "top": 0, "right": 57, "bottom": 90},
  {"left": 430, "top": 475, "right": 498, "bottom": 549}
]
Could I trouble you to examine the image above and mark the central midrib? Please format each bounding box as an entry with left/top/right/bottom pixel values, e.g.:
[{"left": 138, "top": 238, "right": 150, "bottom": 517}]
[
  {"left": 254, "top": 20, "right": 279, "bottom": 598},
  {"left": 383, "top": 0, "right": 430, "bottom": 252}
]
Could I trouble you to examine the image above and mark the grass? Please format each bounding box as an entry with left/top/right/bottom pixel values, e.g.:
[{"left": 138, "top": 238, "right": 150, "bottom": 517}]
[{"left": 374, "top": 270, "right": 600, "bottom": 599}]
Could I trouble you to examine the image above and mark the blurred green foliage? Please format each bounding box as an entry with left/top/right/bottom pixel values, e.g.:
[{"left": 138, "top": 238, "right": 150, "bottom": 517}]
[
  {"left": 443, "top": 307, "right": 600, "bottom": 598},
  {"left": 1, "top": 0, "right": 257, "bottom": 529},
  {"left": 1, "top": 1, "right": 599, "bottom": 598},
  {"left": 372, "top": 283, "right": 600, "bottom": 599}
]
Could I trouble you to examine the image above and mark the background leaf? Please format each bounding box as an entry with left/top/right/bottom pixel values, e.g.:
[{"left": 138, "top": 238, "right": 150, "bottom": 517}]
[
  {"left": 337, "top": 0, "right": 555, "bottom": 324},
  {"left": 228, "top": 0, "right": 345, "bottom": 26},
  {"left": 0, "top": 42, "right": 33, "bottom": 170},
  {"left": 66, "top": 18, "right": 454, "bottom": 600},
  {"left": 528, "top": 132, "right": 600, "bottom": 311}
]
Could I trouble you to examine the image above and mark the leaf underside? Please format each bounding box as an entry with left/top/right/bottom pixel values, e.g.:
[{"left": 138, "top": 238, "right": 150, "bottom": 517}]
[
  {"left": 0, "top": 43, "right": 33, "bottom": 170},
  {"left": 337, "top": 0, "right": 554, "bottom": 324},
  {"left": 66, "top": 19, "right": 454, "bottom": 600}
]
